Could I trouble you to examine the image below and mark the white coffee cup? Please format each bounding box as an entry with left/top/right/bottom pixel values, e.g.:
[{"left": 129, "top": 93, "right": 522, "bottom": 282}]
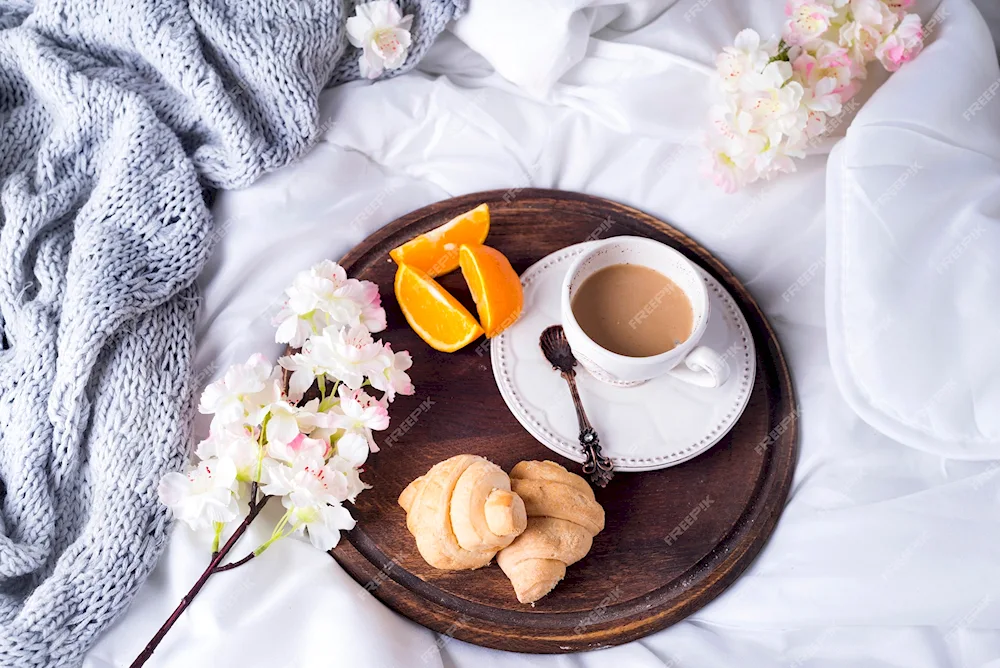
[{"left": 560, "top": 237, "right": 730, "bottom": 388}]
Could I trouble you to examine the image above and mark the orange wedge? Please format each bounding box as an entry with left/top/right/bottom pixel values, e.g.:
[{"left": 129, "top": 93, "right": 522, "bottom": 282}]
[
  {"left": 394, "top": 264, "right": 484, "bottom": 352},
  {"left": 389, "top": 204, "right": 490, "bottom": 277},
  {"left": 458, "top": 244, "right": 523, "bottom": 338}
]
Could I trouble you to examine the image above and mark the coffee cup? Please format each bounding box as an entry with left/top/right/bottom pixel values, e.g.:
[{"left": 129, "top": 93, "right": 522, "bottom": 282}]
[{"left": 560, "top": 237, "right": 730, "bottom": 388}]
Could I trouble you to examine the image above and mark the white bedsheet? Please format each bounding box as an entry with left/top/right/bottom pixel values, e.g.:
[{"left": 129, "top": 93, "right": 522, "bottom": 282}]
[{"left": 86, "top": 1, "right": 1000, "bottom": 666}]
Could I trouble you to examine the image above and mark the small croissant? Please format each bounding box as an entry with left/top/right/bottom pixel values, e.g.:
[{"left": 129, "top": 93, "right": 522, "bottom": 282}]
[
  {"left": 398, "top": 455, "right": 528, "bottom": 570},
  {"left": 496, "top": 461, "right": 605, "bottom": 604}
]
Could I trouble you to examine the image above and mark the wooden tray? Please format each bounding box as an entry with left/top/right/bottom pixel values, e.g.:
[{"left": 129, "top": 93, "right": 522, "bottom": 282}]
[{"left": 330, "top": 189, "right": 798, "bottom": 653}]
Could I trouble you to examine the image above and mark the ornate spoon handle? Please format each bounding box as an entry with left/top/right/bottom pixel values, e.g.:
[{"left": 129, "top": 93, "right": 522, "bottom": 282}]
[{"left": 561, "top": 370, "right": 615, "bottom": 488}]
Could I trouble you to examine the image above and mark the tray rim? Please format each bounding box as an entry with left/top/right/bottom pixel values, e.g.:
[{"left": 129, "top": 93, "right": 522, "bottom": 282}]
[{"left": 328, "top": 188, "right": 799, "bottom": 653}]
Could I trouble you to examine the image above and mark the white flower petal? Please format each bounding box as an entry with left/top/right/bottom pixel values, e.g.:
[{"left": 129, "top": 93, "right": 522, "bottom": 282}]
[
  {"left": 346, "top": 15, "right": 372, "bottom": 47},
  {"left": 359, "top": 49, "right": 383, "bottom": 79},
  {"left": 349, "top": 1, "right": 411, "bottom": 80},
  {"left": 336, "top": 431, "right": 370, "bottom": 467},
  {"left": 267, "top": 412, "right": 299, "bottom": 444},
  {"left": 733, "top": 28, "right": 761, "bottom": 52},
  {"left": 158, "top": 458, "right": 240, "bottom": 531}
]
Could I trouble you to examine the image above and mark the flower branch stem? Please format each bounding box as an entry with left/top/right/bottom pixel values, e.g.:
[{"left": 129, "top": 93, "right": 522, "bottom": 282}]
[
  {"left": 212, "top": 552, "right": 255, "bottom": 573},
  {"left": 253, "top": 415, "right": 270, "bottom": 485},
  {"left": 129, "top": 495, "right": 271, "bottom": 668},
  {"left": 213, "top": 513, "right": 294, "bottom": 574},
  {"left": 768, "top": 40, "right": 791, "bottom": 63}
]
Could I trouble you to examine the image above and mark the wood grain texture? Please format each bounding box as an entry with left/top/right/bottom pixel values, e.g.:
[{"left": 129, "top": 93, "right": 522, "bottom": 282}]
[{"left": 329, "top": 189, "right": 798, "bottom": 653}]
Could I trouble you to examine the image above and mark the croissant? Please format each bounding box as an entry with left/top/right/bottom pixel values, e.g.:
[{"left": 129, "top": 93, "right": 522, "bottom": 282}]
[
  {"left": 398, "top": 454, "right": 528, "bottom": 570},
  {"left": 496, "top": 461, "right": 605, "bottom": 604}
]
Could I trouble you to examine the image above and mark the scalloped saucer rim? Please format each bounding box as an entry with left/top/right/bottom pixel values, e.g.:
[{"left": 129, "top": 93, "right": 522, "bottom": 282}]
[{"left": 490, "top": 241, "right": 757, "bottom": 473}]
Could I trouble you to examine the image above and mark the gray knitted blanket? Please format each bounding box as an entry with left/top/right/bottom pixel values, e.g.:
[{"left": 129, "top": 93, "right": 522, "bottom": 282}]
[{"left": 0, "top": 1, "right": 464, "bottom": 664}]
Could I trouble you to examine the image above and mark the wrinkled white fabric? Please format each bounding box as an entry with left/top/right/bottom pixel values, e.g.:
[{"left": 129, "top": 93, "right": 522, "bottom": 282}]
[{"left": 87, "top": 0, "right": 1000, "bottom": 666}]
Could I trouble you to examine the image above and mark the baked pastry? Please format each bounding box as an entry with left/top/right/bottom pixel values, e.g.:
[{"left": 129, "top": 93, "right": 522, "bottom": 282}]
[
  {"left": 398, "top": 454, "right": 527, "bottom": 570},
  {"left": 496, "top": 461, "right": 605, "bottom": 604}
]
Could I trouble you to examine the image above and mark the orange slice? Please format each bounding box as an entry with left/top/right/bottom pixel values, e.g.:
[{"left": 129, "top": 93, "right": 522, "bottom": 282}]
[
  {"left": 389, "top": 204, "right": 490, "bottom": 277},
  {"left": 458, "top": 244, "right": 523, "bottom": 338},
  {"left": 394, "top": 264, "right": 484, "bottom": 352}
]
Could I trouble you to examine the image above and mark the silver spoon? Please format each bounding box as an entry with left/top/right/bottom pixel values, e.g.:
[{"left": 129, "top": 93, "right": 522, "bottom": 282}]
[{"left": 539, "top": 325, "right": 614, "bottom": 488}]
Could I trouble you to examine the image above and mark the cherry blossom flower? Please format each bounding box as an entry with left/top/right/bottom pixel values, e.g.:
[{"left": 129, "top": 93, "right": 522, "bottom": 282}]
[
  {"left": 746, "top": 64, "right": 807, "bottom": 132},
  {"left": 279, "top": 325, "right": 385, "bottom": 399},
  {"left": 848, "top": 0, "right": 895, "bottom": 28},
  {"left": 706, "top": 0, "right": 923, "bottom": 191},
  {"left": 278, "top": 353, "right": 318, "bottom": 402},
  {"left": 333, "top": 430, "right": 371, "bottom": 467},
  {"left": 703, "top": 101, "right": 761, "bottom": 192},
  {"left": 195, "top": 429, "right": 260, "bottom": 482},
  {"left": 793, "top": 42, "right": 862, "bottom": 103},
  {"left": 265, "top": 399, "right": 322, "bottom": 444},
  {"left": 327, "top": 455, "right": 371, "bottom": 503},
  {"left": 875, "top": 13, "right": 923, "bottom": 71},
  {"left": 328, "top": 385, "right": 390, "bottom": 451},
  {"left": 158, "top": 458, "right": 240, "bottom": 531},
  {"left": 753, "top": 129, "right": 800, "bottom": 179},
  {"left": 261, "top": 456, "right": 350, "bottom": 506},
  {"left": 346, "top": 1, "right": 414, "bottom": 80},
  {"left": 353, "top": 279, "right": 388, "bottom": 333},
  {"left": 267, "top": 433, "right": 331, "bottom": 466},
  {"left": 801, "top": 76, "right": 843, "bottom": 117},
  {"left": 161, "top": 255, "right": 415, "bottom": 602},
  {"left": 839, "top": 0, "right": 898, "bottom": 65},
  {"left": 261, "top": 453, "right": 359, "bottom": 550},
  {"left": 274, "top": 261, "right": 387, "bottom": 348},
  {"left": 704, "top": 147, "right": 748, "bottom": 194},
  {"left": 287, "top": 501, "right": 356, "bottom": 551},
  {"left": 366, "top": 343, "right": 413, "bottom": 402},
  {"left": 198, "top": 354, "right": 281, "bottom": 429},
  {"left": 716, "top": 29, "right": 778, "bottom": 93},
  {"left": 784, "top": 0, "right": 840, "bottom": 46}
]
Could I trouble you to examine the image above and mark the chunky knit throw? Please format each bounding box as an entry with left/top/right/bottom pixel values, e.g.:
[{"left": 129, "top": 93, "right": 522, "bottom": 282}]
[{"left": 0, "top": 1, "right": 464, "bottom": 664}]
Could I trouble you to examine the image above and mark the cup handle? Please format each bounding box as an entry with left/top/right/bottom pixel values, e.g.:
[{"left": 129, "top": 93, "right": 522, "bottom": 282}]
[{"left": 667, "top": 346, "right": 730, "bottom": 388}]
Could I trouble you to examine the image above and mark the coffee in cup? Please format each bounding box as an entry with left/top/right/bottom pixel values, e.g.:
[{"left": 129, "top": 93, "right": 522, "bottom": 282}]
[{"left": 560, "top": 236, "right": 730, "bottom": 388}]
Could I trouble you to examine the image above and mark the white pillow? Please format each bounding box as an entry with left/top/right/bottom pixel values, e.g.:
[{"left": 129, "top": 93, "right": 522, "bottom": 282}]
[
  {"left": 826, "top": 0, "right": 1000, "bottom": 458},
  {"left": 449, "top": 0, "right": 681, "bottom": 96}
]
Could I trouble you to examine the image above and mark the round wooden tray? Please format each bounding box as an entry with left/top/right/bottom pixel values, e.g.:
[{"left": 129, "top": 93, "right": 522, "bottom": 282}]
[{"left": 330, "top": 189, "right": 798, "bottom": 653}]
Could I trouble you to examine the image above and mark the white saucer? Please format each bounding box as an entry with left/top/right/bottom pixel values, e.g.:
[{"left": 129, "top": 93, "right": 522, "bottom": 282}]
[{"left": 491, "top": 242, "right": 756, "bottom": 472}]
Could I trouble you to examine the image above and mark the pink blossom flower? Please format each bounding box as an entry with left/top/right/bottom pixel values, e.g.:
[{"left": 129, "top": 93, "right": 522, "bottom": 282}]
[
  {"left": 198, "top": 354, "right": 282, "bottom": 429},
  {"left": 158, "top": 458, "right": 240, "bottom": 531},
  {"left": 793, "top": 42, "right": 862, "bottom": 103},
  {"left": 366, "top": 342, "right": 414, "bottom": 402},
  {"left": 195, "top": 429, "right": 261, "bottom": 482},
  {"left": 274, "top": 260, "right": 387, "bottom": 348},
  {"left": 875, "top": 13, "right": 923, "bottom": 71},
  {"left": 267, "top": 433, "right": 331, "bottom": 465},
  {"left": 288, "top": 502, "right": 356, "bottom": 551},
  {"left": 801, "top": 76, "right": 843, "bottom": 117},
  {"left": 279, "top": 324, "right": 384, "bottom": 399},
  {"left": 327, "top": 455, "right": 370, "bottom": 503},
  {"left": 328, "top": 385, "right": 390, "bottom": 452},
  {"left": 334, "top": 431, "right": 372, "bottom": 467},
  {"left": 838, "top": 0, "right": 898, "bottom": 66},
  {"left": 703, "top": 148, "right": 748, "bottom": 194},
  {"left": 705, "top": 2, "right": 924, "bottom": 192},
  {"left": 261, "top": 456, "right": 350, "bottom": 506},
  {"left": 715, "top": 29, "right": 778, "bottom": 93},
  {"left": 346, "top": 1, "right": 414, "bottom": 80},
  {"left": 784, "top": 0, "right": 839, "bottom": 46}
]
